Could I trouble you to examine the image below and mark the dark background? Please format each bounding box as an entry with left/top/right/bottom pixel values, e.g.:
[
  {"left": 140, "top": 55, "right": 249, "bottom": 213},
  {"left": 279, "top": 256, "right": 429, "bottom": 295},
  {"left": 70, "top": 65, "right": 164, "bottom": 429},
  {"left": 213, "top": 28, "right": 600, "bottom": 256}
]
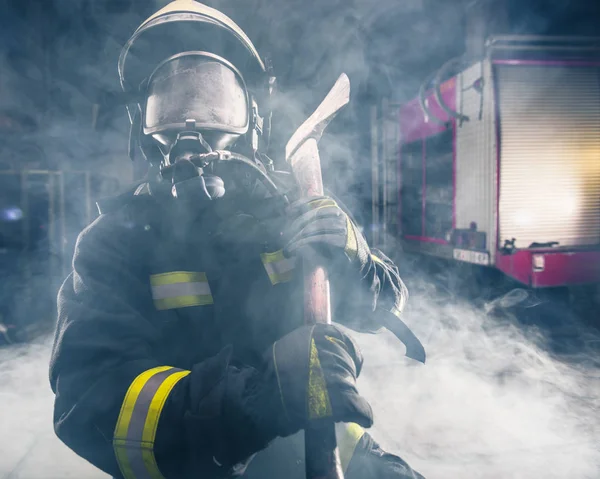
[
  {"left": 2, "top": 0, "right": 600, "bottom": 181},
  {"left": 0, "top": 0, "right": 599, "bottom": 337}
]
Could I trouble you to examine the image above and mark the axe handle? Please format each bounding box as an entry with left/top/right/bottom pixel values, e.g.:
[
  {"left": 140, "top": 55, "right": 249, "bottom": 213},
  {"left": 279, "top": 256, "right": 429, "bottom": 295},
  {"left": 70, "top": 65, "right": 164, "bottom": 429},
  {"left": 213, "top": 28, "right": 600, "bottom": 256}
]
[
  {"left": 291, "top": 139, "right": 345, "bottom": 479},
  {"left": 303, "top": 265, "right": 344, "bottom": 479}
]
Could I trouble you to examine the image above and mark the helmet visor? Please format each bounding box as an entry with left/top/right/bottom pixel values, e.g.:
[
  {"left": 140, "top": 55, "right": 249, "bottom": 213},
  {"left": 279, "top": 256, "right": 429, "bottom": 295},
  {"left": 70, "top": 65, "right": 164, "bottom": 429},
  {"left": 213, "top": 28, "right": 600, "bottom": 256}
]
[{"left": 144, "top": 52, "right": 249, "bottom": 145}]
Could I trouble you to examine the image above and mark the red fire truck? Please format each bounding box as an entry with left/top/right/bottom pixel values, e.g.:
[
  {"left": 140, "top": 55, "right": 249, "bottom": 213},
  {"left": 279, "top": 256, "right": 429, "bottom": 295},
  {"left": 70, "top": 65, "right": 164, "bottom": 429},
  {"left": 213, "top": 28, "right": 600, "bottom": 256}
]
[{"left": 373, "top": 36, "right": 600, "bottom": 289}]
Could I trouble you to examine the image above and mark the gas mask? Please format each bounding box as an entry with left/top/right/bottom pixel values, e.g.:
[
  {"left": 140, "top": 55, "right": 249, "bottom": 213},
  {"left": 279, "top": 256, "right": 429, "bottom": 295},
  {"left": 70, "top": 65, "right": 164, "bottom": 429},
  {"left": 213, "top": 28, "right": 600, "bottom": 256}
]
[{"left": 118, "top": 0, "right": 278, "bottom": 204}]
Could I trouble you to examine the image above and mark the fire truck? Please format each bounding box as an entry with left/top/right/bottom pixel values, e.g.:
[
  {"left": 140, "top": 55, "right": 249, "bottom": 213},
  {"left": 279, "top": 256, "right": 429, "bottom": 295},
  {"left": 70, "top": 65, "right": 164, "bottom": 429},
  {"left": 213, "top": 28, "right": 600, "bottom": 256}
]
[{"left": 373, "top": 36, "right": 600, "bottom": 290}]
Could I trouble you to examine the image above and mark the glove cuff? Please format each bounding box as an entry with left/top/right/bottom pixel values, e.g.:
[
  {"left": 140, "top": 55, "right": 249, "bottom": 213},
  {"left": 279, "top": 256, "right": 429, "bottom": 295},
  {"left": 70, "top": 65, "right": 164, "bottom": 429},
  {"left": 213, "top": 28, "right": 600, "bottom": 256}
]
[
  {"left": 221, "top": 366, "right": 283, "bottom": 465},
  {"left": 344, "top": 216, "right": 372, "bottom": 272}
]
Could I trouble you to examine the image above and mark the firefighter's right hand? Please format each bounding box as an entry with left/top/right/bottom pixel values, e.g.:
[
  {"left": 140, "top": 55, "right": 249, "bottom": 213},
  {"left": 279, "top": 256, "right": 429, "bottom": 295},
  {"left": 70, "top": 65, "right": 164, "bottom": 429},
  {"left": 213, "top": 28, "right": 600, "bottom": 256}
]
[{"left": 263, "top": 324, "right": 373, "bottom": 438}]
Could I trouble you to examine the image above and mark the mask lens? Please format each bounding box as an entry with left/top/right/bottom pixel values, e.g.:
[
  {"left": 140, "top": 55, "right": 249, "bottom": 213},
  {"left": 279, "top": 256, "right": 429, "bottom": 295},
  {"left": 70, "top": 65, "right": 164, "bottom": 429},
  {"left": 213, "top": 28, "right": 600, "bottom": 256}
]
[{"left": 144, "top": 53, "right": 249, "bottom": 149}]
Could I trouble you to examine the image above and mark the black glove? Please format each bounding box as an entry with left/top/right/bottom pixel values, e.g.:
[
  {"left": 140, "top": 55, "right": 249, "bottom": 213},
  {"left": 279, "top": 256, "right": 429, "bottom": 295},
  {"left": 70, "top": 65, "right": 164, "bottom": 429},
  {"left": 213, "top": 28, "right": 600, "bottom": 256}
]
[
  {"left": 284, "top": 196, "right": 371, "bottom": 271},
  {"left": 214, "top": 325, "right": 372, "bottom": 469},
  {"left": 264, "top": 323, "right": 373, "bottom": 437}
]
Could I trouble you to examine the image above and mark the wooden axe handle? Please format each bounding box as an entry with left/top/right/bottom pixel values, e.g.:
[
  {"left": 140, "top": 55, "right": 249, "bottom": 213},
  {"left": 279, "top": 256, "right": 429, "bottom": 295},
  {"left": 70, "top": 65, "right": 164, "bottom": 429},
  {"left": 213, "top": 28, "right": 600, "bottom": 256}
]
[
  {"left": 286, "top": 74, "right": 351, "bottom": 479},
  {"left": 291, "top": 138, "right": 344, "bottom": 479}
]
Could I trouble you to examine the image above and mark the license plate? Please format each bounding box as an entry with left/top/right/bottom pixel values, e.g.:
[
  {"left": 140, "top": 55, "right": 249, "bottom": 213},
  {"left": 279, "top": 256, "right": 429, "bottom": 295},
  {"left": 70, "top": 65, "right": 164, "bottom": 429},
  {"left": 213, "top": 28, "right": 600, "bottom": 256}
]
[{"left": 453, "top": 249, "right": 490, "bottom": 265}]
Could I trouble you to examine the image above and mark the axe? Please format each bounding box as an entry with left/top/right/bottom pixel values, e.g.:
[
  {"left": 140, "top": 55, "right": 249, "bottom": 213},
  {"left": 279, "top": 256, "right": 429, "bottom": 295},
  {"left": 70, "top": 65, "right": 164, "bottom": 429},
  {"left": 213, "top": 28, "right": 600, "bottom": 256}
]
[{"left": 285, "top": 73, "right": 351, "bottom": 479}]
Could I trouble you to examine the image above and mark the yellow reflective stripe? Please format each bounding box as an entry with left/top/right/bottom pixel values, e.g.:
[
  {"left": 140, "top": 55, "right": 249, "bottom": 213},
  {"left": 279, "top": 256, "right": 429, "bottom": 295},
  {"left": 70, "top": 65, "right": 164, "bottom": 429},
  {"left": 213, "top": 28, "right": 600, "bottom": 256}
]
[
  {"left": 306, "top": 198, "right": 340, "bottom": 221},
  {"left": 325, "top": 335, "right": 345, "bottom": 349},
  {"left": 113, "top": 367, "right": 191, "bottom": 479},
  {"left": 149, "top": 272, "right": 213, "bottom": 310},
  {"left": 261, "top": 250, "right": 286, "bottom": 264},
  {"left": 267, "top": 270, "right": 294, "bottom": 285},
  {"left": 113, "top": 366, "right": 172, "bottom": 479},
  {"left": 141, "top": 451, "right": 163, "bottom": 479},
  {"left": 307, "top": 338, "right": 332, "bottom": 420},
  {"left": 371, "top": 254, "right": 385, "bottom": 265},
  {"left": 114, "top": 444, "right": 135, "bottom": 479},
  {"left": 150, "top": 271, "right": 207, "bottom": 286},
  {"left": 260, "top": 250, "right": 296, "bottom": 285},
  {"left": 153, "top": 295, "right": 213, "bottom": 311},
  {"left": 336, "top": 422, "right": 366, "bottom": 473},
  {"left": 260, "top": 249, "right": 285, "bottom": 264},
  {"left": 114, "top": 366, "right": 172, "bottom": 439},
  {"left": 142, "top": 370, "right": 190, "bottom": 444},
  {"left": 344, "top": 216, "right": 358, "bottom": 260},
  {"left": 307, "top": 198, "right": 337, "bottom": 209},
  {"left": 140, "top": 370, "right": 190, "bottom": 479}
]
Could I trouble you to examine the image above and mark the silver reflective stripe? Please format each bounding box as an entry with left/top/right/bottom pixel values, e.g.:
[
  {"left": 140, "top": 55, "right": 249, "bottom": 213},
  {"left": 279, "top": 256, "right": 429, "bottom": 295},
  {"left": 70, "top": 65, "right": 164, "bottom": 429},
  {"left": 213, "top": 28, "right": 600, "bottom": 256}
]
[
  {"left": 114, "top": 367, "right": 191, "bottom": 479},
  {"left": 260, "top": 250, "right": 296, "bottom": 285},
  {"left": 149, "top": 271, "right": 213, "bottom": 310},
  {"left": 151, "top": 281, "right": 211, "bottom": 300}
]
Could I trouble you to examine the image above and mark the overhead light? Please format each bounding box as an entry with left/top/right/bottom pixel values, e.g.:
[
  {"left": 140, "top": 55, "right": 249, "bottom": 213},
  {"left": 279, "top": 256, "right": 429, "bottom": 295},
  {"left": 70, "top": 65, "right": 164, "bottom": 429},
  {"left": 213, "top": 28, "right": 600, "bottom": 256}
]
[{"left": 0, "top": 207, "right": 23, "bottom": 222}]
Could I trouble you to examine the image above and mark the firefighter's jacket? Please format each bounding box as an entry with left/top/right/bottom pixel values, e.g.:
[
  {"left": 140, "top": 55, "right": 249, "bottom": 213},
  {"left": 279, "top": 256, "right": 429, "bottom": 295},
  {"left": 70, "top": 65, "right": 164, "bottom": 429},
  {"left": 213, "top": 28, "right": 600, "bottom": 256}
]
[{"left": 49, "top": 187, "right": 417, "bottom": 479}]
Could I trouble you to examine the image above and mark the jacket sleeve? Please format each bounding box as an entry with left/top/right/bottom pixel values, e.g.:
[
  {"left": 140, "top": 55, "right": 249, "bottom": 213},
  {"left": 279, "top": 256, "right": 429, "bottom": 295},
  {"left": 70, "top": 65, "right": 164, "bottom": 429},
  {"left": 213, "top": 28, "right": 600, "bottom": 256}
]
[{"left": 49, "top": 207, "right": 276, "bottom": 479}]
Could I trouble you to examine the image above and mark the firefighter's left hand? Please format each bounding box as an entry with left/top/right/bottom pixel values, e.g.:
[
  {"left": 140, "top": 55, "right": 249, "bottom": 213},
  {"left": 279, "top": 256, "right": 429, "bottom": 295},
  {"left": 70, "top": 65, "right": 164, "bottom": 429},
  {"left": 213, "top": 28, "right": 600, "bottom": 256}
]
[{"left": 283, "top": 196, "right": 371, "bottom": 270}]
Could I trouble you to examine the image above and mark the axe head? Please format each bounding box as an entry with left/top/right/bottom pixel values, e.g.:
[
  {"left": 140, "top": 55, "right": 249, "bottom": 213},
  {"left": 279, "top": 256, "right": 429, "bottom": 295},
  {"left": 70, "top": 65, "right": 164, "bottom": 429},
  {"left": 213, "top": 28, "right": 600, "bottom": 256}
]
[{"left": 285, "top": 73, "right": 351, "bottom": 164}]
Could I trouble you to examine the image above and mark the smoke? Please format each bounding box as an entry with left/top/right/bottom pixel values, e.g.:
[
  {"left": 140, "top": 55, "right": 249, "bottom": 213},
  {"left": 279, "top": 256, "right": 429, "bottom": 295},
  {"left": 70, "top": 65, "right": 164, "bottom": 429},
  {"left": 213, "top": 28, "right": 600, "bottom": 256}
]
[
  {"left": 356, "top": 259, "right": 600, "bottom": 478},
  {"left": 1, "top": 263, "right": 598, "bottom": 478},
  {"left": 0, "top": 340, "right": 108, "bottom": 478},
  {"left": 0, "top": 1, "right": 599, "bottom": 479}
]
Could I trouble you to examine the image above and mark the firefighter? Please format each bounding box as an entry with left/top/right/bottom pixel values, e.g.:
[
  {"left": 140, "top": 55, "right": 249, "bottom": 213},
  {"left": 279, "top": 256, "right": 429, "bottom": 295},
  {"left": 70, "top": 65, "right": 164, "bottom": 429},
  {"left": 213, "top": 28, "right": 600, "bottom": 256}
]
[{"left": 49, "top": 1, "right": 425, "bottom": 478}]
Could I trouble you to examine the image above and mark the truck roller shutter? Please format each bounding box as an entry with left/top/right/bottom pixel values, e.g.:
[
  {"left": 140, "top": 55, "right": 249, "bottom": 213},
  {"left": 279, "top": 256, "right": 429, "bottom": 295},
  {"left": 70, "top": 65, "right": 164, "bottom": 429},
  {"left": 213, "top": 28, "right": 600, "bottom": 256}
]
[{"left": 496, "top": 64, "right": 600, "bottom": 249}]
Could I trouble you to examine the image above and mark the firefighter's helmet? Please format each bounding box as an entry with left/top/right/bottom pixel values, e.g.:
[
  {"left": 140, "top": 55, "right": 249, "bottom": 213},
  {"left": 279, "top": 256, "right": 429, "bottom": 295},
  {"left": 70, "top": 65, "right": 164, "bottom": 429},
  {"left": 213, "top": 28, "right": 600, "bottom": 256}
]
[{"left": 119, "top": 0, "right": 274, "bottom": 166}]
